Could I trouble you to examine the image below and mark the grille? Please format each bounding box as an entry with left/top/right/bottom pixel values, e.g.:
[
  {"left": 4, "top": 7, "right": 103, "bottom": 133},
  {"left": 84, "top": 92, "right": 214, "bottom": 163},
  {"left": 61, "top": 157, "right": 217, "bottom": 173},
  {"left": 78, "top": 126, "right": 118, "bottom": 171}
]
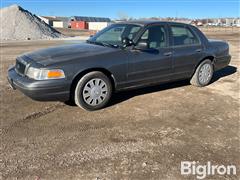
[{"left": 15, "top": 58, "right": 27, "bottom": 75}]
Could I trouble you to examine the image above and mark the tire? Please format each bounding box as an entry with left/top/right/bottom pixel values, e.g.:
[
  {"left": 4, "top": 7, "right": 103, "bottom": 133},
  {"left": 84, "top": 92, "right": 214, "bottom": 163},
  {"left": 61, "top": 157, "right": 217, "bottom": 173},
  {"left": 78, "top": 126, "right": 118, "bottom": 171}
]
[
  {"left": 74, "top": 71, "right": 112, "bottom": 111},
  {"left": 190, "top": 59, "right": 214, "bottom": 87}
]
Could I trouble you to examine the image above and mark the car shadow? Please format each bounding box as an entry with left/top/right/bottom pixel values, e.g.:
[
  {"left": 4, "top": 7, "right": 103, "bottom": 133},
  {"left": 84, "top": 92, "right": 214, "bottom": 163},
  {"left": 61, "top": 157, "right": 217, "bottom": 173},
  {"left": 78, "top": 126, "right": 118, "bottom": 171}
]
[
  {"left": 108, "top": 65, "right": 237, "bottom": 107},
  {"left": 211, "top": 65, "right": 237, "bottom": 83},
  {"left": 108, "top": 80, "right": 190, "bottom": 107}
]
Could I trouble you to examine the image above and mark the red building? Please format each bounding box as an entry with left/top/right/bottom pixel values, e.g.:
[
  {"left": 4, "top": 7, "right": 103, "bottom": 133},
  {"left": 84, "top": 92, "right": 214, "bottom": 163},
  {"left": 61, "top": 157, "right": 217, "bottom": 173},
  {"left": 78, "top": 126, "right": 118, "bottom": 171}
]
[
  {"left": 70, "top": 21, "right": 88, "bottom": 29},
  {"left": 70, "top": 16, "right": 111, "bottom": 30}
]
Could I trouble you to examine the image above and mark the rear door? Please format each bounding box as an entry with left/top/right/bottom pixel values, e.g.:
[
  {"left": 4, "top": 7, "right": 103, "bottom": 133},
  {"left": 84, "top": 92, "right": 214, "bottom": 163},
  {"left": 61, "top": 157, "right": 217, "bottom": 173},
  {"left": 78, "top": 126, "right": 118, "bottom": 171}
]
[{"left": 169, "top": 25, "right": 204, "bottom": 79}]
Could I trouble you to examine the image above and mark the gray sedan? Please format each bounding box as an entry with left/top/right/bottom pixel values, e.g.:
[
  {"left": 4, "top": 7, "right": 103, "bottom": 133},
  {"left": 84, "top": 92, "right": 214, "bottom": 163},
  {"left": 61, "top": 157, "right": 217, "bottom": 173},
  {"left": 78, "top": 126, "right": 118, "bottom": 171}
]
[{"left": 8, "top": 21, "right": 231, "bottom": 110}]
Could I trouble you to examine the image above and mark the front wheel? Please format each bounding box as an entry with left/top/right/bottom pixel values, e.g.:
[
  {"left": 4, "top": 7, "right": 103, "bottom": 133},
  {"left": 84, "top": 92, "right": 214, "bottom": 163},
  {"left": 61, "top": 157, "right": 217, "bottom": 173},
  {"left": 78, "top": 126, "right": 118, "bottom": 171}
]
[
  {"left": 74, "top": 71, "right": 112, "bottom": 111},
  {"left": 190, "top": 59, "right": 214, "bottom": 87}
]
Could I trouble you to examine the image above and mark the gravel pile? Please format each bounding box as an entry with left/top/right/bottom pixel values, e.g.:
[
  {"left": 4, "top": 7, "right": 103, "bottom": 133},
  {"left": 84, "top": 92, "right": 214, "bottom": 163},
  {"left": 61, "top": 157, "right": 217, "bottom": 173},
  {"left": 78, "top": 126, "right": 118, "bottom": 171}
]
[{"left": 0, "top": 5, "right": 63, "bottom": 40}]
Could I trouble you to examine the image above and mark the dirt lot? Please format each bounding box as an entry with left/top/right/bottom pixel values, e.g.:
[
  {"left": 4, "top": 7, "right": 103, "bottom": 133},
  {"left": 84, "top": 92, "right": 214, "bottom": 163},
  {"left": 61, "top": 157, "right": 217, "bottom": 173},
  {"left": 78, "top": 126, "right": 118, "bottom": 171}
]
[
  {"left": 55, "top": 28, "right": 96, "bottom": 37},
  {"left": 0, "top": 30, "right": 239, "bottom": 180}
]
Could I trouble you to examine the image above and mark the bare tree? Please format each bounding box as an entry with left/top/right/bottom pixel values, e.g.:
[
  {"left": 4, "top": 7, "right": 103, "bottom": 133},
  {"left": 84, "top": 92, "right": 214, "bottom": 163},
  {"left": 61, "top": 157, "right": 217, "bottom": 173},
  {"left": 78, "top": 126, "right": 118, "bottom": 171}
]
[{"left": 117, "top": 11, "right": 129, "bottom": 21}]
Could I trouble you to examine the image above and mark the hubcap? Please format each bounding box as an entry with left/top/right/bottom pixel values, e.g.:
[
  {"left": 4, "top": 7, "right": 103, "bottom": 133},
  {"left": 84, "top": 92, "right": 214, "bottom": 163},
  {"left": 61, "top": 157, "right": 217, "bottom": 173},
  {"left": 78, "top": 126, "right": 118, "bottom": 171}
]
[
  {"left": 199, "top": 63, "right": 212, "bottom": 84},
  {"left": 82, "top": 78, "right": 108, "bottom": 106}
]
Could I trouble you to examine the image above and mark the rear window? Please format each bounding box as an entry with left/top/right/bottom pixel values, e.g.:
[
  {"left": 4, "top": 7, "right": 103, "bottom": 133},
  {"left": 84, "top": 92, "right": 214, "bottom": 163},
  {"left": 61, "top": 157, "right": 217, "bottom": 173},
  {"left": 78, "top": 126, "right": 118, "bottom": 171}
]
[{"left": 171, "top": 26, "right": 199, "bottom": 46}]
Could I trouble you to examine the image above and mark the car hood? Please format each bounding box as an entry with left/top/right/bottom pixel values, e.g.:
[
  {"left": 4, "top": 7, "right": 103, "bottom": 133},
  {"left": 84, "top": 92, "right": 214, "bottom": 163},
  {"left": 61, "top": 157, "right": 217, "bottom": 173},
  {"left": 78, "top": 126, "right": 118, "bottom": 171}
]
[{"left": 23, "top": 42, "right": 118, "bottom": 66}]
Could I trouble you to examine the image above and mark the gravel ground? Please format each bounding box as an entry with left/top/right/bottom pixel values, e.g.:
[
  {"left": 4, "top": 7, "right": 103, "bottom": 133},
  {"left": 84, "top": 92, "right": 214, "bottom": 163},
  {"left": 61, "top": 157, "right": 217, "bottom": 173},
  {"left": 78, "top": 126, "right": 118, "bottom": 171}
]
[{"left": 0, "top": 30, "right": 239, "bottom": 180}]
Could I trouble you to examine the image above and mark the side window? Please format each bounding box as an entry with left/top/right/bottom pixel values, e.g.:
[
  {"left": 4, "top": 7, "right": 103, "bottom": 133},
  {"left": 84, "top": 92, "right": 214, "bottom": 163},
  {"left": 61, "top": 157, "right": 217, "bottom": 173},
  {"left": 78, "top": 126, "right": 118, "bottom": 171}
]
[
  {"left": 138, "top": 25, "right": 167, "bottom": 49},
  {"left": 171, "top": 26, "right": 199, "bottom": 46},
  {"left": 128, "top": 26, "right": 141, "bottom": 40}
]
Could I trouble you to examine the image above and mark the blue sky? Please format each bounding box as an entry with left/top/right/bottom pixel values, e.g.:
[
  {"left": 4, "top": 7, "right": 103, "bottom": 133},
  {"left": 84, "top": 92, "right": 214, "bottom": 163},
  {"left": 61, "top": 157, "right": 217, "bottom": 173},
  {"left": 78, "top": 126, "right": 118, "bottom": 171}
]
[{"left": 1, "top": 0, "right": 239, "bottom": 19}]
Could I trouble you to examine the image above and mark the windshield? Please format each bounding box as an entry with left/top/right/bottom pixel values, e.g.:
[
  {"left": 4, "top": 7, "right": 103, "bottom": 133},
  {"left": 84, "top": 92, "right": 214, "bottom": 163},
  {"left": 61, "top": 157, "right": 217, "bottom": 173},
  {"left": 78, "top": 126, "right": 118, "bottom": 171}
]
[{"left": 88, "top": 24, "right": 142, "bottom": 47}]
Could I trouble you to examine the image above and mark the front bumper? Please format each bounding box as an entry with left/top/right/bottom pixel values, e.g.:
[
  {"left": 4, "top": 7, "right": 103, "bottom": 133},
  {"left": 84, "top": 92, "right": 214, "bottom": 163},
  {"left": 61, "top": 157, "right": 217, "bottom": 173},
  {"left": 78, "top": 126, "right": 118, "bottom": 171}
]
[{"left": 7, "top": 67, "right": 70, "bottom": 102}]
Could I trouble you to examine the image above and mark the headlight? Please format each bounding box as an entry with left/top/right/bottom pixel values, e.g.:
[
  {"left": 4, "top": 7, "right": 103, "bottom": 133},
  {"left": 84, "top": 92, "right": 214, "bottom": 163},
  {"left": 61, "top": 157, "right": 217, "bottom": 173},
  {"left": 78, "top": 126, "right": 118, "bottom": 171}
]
[{"left": 26, "top": 67, "right": 65, "bottom": 80}]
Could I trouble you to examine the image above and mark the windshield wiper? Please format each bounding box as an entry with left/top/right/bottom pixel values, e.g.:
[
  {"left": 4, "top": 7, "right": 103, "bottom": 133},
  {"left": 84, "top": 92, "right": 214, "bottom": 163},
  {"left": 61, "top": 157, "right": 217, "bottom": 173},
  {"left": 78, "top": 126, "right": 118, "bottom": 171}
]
[
  {"left": 86, "top": 40, "right": 118, "bottom": 48},
  {"left": 100, "top": 42, "right": 119, "bottom": 48}
]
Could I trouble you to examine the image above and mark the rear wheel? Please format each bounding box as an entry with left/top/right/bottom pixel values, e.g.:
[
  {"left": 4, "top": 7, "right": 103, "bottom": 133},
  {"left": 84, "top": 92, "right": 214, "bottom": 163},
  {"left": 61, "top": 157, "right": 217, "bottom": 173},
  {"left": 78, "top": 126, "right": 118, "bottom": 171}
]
[
  {"left": 190, "top": 59, "right": 213, "bottom": 87},
  {"left": 74, "top": 71, "right": 112, "bottom": 111}
]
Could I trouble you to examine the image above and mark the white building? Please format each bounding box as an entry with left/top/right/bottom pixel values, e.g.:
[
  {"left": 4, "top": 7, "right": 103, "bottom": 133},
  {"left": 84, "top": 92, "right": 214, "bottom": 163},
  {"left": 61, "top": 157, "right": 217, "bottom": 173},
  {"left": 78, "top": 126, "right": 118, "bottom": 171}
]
[
  {"left": 53, "top": 21, "right": 64, "bottom": 28},
  {"left": 38, "top": 16, "right": 69, "bottom": 28},
  {"left": 38, "top": 16, "right": 53, "bottom": 26},
  {"left": 225, "top": 18, "right": 235, "bottom": 26},
  {"left": 88, "top": 22, "right": 111, "bottom": 31}
]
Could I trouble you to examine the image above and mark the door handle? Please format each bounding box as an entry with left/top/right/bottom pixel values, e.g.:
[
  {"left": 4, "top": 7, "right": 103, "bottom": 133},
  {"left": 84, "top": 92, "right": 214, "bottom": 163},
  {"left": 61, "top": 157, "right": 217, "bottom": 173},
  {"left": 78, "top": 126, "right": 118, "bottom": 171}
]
[
  {"left": 195, "top": 49, "right": 202, "bottom": 52},
  {"left": 163, "top": 52, "right": 172, "bottom": 56}
]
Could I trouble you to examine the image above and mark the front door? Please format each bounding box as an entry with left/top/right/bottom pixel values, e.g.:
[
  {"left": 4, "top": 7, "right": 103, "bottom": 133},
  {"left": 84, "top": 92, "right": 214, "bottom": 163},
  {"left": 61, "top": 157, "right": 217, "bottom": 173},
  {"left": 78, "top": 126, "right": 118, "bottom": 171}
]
[{"left": 127, "top": 24, "right": 173, "bottom": 87}]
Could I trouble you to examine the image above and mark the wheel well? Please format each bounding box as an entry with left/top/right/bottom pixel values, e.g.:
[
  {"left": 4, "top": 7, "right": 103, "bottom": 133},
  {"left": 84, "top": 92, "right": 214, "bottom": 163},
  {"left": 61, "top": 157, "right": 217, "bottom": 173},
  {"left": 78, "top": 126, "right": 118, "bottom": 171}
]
[
  {"left": 195, "top": 56, "right": 215, "bottom": 70},
  {"left": 191, "top": 56, "right": 215, "bottom": 78},
  {"left": 69, "top": 68, "right": 116, "bottom": 100},
  {"left": 203, "top": 56, "right": 215, "bottom": 62}
]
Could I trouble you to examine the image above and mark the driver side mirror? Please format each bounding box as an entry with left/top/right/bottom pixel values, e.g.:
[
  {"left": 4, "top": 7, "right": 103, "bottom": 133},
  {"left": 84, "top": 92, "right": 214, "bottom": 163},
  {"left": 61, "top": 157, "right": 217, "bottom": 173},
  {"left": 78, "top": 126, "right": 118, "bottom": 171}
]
[
  {"left": 134, "top": 41, "right": 148, "bottom": 50},
  {"left": 134, "top": 40, "right": 159, "bottom": 53}
]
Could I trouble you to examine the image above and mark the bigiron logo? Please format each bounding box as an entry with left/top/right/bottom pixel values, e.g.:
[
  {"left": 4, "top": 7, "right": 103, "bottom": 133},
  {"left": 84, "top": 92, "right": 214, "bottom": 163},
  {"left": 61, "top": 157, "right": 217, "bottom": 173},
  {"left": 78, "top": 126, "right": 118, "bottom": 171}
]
[{"left": 180, "top": 161, "right": 237, "bottom": 179}]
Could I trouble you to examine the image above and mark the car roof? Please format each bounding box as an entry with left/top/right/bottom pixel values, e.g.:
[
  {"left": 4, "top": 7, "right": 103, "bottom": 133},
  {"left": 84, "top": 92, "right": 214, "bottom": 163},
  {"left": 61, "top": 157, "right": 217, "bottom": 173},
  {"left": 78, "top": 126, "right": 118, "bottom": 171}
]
[{"left": 116, "top": 20, "right": 191, "bottom": 27}]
